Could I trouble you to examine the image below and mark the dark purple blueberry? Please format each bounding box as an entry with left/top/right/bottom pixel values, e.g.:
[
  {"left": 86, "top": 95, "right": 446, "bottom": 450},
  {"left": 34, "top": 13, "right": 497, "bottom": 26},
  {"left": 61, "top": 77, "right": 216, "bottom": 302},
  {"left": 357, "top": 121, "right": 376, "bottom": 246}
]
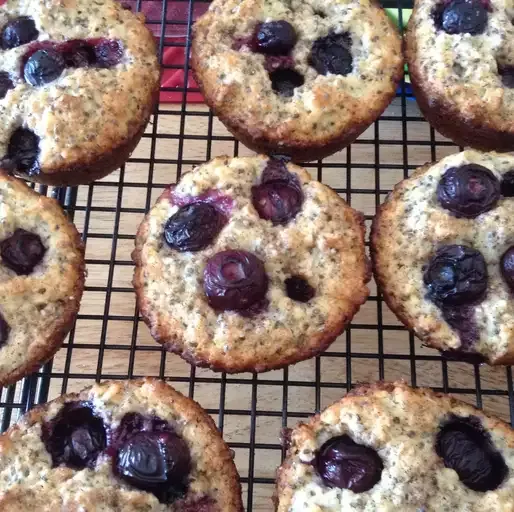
[
  {"left": 498, "top": 65, "right": 514, "bottom": 88},
  {"left": 285, "top": 276, "right": 315, "bottom": 302},
  {"left": 500, "top": 246, "right": 514, "bottom": 290},
  {"left": 441, "top": 305, "right": 480, "bottom": 354},
  {"left": 24, "top": 48, "right": 65, "bottom": 86},
  {"left": 1, "top": 16, "right": 38, "bottom": 50},
  {"left": 164, "top": 203, "right": 223, "bottom": 252},
  {"left": 0, "top": 313, "right": 10, "bottom": 347},
  {"left": 436, "top": 416, "right": 508, "bottom": 491},
  {"left": 309, "top": 32, "right": 352, "bottom": 76},
  {"left": 0, "top": 229, "right": 45, "bottom": 275},
  {"left": 437, "top": 164, "right": 500, "bottom": 218},
  {"left": 269, "top": 68, "right": 304, "bottom": 97},
  {"left": 6, "top": 128, "right": 40, "bottom": 176},
  {"left": 94, "top": 39, "right": 123, "bottom": 68},
  {"left": 114, "top": 431, "right": 191, "bottom": 503},
  {"left": 435, "top": 0, "right": 488, "bottom": 35},
  {"left": 501, "top": 170, "right": 514, "bottom": 197},
  {"left": 0, "top": 71, "right": 14, "bottom": 100},
  {"left": 113, "top": 412, "right": 174, "bottom": 449},
  {"left": 42, "top": 402, "right": 107, "bottom": 470},
  {"left": 251, "top": 21, "right": 297, "bottom": 55},
  {"left": 424, "top": 245, "right": 487, "bottom": 306},
  {"left": 316, "top": 435, "right": 383, "bottom": 492},
  {"left": 252, "top": 160, "right": 303, "bottom": 224},
  {"left": 203, "top": 250, "right": 268, "bottom": 312},
  {"left": 61, "top": 40, "right": 96, "bottom": 68}
]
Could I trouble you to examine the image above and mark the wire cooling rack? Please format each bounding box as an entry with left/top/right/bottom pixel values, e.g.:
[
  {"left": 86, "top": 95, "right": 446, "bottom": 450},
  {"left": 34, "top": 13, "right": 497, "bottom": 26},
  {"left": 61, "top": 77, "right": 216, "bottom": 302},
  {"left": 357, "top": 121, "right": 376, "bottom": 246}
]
[{"left": 1, "top": 0, "right": 514, "bottom": 510}]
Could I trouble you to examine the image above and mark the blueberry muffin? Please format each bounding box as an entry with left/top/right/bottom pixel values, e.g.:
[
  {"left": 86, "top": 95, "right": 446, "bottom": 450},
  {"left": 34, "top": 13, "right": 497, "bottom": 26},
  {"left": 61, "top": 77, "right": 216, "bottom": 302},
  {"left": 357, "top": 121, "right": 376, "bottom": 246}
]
[
  {"left": 132, "top": 155, "right": 370, "bottom": 373},
  {"left": 370, "top": 150, "right": 514, "bottom": 365},
  {"left": 0, "top": 171, "right": 84, "bottom": 386},
  {"left": 275, "top": 381, "right": 514, "bottom": 512},
  {"left": 191, "top": 0, "right": 403, "bottom": 162},
  {"left": 406, "top": 0, "right": 514, "bottom": 151},
  {"left": 0, "top": 0, "right": 159, "bottom": 186},
  {"left": 0, "top": 378, "right": 243, "bottom": 512}
]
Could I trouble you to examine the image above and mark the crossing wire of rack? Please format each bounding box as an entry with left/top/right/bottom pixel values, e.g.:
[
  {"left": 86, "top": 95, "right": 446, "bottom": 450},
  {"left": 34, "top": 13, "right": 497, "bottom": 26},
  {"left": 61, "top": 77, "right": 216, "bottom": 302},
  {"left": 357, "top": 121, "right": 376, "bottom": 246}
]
[{"left": 1, "top": 0, "right": 514, "bottom": 510}]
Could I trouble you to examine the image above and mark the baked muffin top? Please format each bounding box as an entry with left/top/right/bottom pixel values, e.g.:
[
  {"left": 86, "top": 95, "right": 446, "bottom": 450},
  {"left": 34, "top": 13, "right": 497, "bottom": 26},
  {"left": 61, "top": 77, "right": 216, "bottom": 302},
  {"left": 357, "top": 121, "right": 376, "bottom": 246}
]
[
  {"left": 276, "top": 381, "right": 514, "bottom": 512},
  {"left": 0, "top": 378, "right": 243, "bottom": 512},
  {"left": 0, "top": 0, "right": 159, "bottom": 181},
  {"left": 407, "top": 0, "right": 514, "bottom": 133},
  {"left": 372, "top": 150, "right": 514, "bottom": 364},
  {"left": 192, "top": 0, "right": 402, "bottom": 150},
  {"left": 133, "top": 155, "right": 370, "bottom": 373},
  {"left": 0, "top": 170, "right": 84, "bottom": 385}
]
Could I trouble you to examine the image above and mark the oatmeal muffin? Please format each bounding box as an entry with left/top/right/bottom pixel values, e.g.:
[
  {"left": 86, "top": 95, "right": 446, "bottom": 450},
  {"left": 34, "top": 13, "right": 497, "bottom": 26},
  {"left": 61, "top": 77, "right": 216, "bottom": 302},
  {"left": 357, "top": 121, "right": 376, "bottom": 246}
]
[
  {"left": 0, "top": 171, "right": 84, "bottom": 386},
  {"left": 0, "top": 0, "right": 159, "bottom": 186},
  {"left": 406, "top": 0, "right": 514, "bottom": 151},
  {"left": 191, "top": 0, "right": 403, "bottom": 162},
  {"left": 133, "top": 155, "right": 370, "bottom": 373},
  {"left": 275, "top": 381, "right": 514, "bottom": 511},
  {"left": 0, "top": 378, "right": 243, "bottom": 512},
  {"left": 371, "top": 150, "right": 514, "bottom": 364}
]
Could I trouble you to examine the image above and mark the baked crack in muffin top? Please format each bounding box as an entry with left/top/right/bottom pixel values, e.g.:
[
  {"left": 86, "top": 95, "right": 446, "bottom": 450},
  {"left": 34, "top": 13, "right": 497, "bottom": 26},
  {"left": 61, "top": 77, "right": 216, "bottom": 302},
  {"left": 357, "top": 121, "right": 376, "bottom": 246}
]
[
  {"left": 133, "top": 155, "right": 370, "bottom": 373},
  {"left": 0, "top": 378, "right": 243, "bottom": 512},
  {"left": 0, "top": 0, "right": 160, "bottom": 185},
  {"left": 275, "top": 381, "right": 514, "bottom": 512},
  {"left": 0, "top": 170, "right": 84, "bottom": 386},
  {"left": 372, "top": 150, "right": 514, "bottom": 365},
  {"left": 192, "top": 0, "right": 403, "bottom": 161}
]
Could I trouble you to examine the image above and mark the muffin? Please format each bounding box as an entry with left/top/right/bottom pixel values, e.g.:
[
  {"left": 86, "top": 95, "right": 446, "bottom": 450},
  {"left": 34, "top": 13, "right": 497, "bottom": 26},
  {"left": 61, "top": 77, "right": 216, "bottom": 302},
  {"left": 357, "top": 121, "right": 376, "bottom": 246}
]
[
  {"left": 0, "top": 378, "right": 243, "bottom": 512},
  {"left": 275, "top": 381, "right": 514, "bottom": 512},
  {"left": 191, "top": 0, "right": 403, "bottom": 162},
  {"left": 0, "top": 170, "right": 84, "bottom": 386},
  {"left": 371, "top": 150, "right": 514, "bottom": 364},
  {"left": 132, "top": 155, "right": 370, "bottom": 373},
  {"left": 0, "top": 0, "right": 160, "bottom": 186},
  {"left": 406, "top": 0, "right": 514, "bottom": 151}
]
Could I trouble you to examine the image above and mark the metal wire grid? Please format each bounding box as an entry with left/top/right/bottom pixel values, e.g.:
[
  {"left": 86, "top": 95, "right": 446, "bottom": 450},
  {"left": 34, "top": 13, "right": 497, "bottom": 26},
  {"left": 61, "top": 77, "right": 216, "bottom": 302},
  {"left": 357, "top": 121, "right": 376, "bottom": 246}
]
[{"left": 0, "top": 0, "right": 513, "bottom": 509}]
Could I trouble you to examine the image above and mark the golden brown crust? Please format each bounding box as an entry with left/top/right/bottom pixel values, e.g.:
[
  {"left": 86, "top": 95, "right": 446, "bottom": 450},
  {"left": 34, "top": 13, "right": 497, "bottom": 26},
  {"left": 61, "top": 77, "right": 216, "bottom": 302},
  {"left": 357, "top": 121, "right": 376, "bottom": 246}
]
[
  {"left": 275, "top": 381, "right": 514, "bottom": 512},
  {"left": 0, "top": 378, "right": 243, "bottom": 512},
  {"left": 0, "top": 171, "right": 85, "bottom": 386},
  {"left": 0, "top": 0, "right": 160, "bottom": 185},
  {"left": 191, "top": 0, "right": 403, "bottom": 162},
  {"left": 132, "top": 155, "right": 370, "bottom": 373}
]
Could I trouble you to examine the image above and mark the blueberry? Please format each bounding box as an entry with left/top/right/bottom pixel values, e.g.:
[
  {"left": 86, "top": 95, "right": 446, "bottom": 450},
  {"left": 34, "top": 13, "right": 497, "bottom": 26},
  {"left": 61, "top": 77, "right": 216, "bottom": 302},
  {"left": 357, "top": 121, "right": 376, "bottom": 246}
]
[
  {"left": 435, "top": 0, "right": 488, "bottom": 35},
  {"left": 437, "top": 164, "right": 500, "bottom": 218},
  {"left": 61, "top": 40, "right": 96, "bottom": 68},
  {"left": 252, "top": 21, "right": 297, "bottom": 55},
  {"left": 0, "top": 313, "right": 10, "bottom": 347},
  {"left": 114, "top": 431, "right": 191, "bottom": 503},
  {"left": 500, "top": 246, "right": 514, "bottom": 290},
  {"left": 1, "top": 16, "right": 38, "bottom": 50},
  {"left": 498, "top": 65, "right": 514, "bottom": 88},
  {"left": 6, "top": 128, "right": 40, "bottom": 176},
  {"left": 441, "top": 305, "right": 480, "bottom": 354},
  {"left": 94, "top": 39, "right": 123, "bottom": 68},
  {"left": 285, "top": 276, "right": 315, "bottom": 302},
  {"left": 316, "top": 435, "right": 383, "bottom": 492},
  {"left": 203, "top": 250, "right": 268, "bottom": 312},
  {"left": 309, "top": 32, "right": 352, "bottom": 76},
  {"left": 164, "top": 203, "right": 224, "bottom": 252},
  {"left": 113, "top": 412, "right": 174, "bottom": 449},
  {"left": 424, "top": 245, "right": 487, "bottom": 306},
  {"left": 0, "top": 229, "right": 45, "bottom": 275},
  {"left": 436, "top": 416, "right": 508, "bottom": 491},
  {"left": 0, "top": 72, "right": 14, "bottom": 100},
  {"left": 252, "top": 159, "right": 303, "bottom": 224},
  {"left": 42, "top": 402, "right": 107, "bottom": 470},
  {"left": 501, "top": 170, "right": 514, "bottom": 197},
  {"left": 269, "top": 68, "right": 304, "bottom": 97},
  {"left": 24, "top": 48, "right": 65, "bottom": 86}
]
